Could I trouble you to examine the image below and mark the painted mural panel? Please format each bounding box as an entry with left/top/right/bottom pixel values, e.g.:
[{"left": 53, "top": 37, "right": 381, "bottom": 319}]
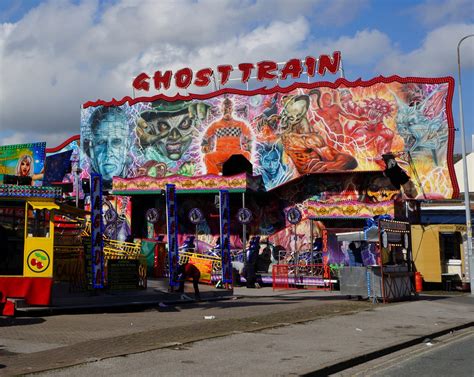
[
  {"left": 0, "top": 142, "right": 46, "bottom": 185},
  {"left": 45, "top": 137, "right": 82, "bottom": 198},
  {"left": 103, "top": 195, "right": 132, "bottom": 242},
  {"left": 81, "top": 76, "right": 456, "bottom": 198},
  {"left": 84, "top": 194, "right": 131, "bottom": 242}
]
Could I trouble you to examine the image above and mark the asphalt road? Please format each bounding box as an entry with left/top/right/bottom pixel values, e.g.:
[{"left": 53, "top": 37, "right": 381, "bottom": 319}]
[
  {"left": 14, "top": 296, "right": 473, "bottom": 377},
  {"left": 33, "top": 328, "right": 474, "bottom": 377},
  {"left": 1, "top": 292, "right": 472, "bottom": 376},
  {"left": 334, "top": 328, "right": 474, "bottom": 377},
  {"left": 1, "top": 291, "right": 371, "bottom": 375}
]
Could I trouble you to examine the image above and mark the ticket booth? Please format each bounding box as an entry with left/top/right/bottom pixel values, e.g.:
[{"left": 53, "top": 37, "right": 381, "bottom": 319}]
[
  {"left": 23, "top": 200, "right": 59, "bottom": 277},
  {"left": 0, "top": 185, "right": 62, "bottom": 315}
]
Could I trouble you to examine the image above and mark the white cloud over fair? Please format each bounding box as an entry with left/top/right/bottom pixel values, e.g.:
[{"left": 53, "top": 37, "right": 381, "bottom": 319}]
[{"left": 0, "top": 0, "right": 472, "bottom": 148}]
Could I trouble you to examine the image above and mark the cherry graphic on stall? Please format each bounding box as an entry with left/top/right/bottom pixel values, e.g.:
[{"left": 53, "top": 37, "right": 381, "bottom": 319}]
[{"left": 27, "top": 250, "right": 50, "bottom": 273}]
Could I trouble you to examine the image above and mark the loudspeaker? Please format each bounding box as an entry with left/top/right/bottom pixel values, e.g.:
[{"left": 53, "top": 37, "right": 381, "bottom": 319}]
[
  {"left": 51, "top": 182, "right": 74, "bottom": 193},
  {"left": 382, "top": 153, "right": 410, "bottom": 189}
]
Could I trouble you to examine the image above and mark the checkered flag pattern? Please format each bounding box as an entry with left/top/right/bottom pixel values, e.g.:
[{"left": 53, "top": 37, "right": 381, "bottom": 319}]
[{"left": 215, "top": 127, "right": 242, "bottom": 138}]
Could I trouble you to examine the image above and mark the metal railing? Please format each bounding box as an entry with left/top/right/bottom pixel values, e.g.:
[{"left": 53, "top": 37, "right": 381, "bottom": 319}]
[{"left": 272, "top": 263, "right": 333, "bottom": 291}]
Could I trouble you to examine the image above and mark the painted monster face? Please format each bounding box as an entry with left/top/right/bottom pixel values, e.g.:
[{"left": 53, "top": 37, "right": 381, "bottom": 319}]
[
  {"left": 280, "top": 96, "right": 309, "bottom": 131},
  {"left": 321, "top": 93, "right": 332, "bottom": 107},
  {"left": 148, "top": 113, "right": 194, "bottom": 160}
]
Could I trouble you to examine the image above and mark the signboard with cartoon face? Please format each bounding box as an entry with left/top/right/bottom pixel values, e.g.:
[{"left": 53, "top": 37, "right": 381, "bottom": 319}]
[{"left": 0, "top": 143, "right": 46, "bottom": 185}]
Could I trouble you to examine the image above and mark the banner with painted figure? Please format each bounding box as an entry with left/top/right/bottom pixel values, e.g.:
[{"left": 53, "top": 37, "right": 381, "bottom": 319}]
[
  {"left": 0, "top": 142, "right": 46, "bottom": 185},
  {"left": 81, "top": 76, "right": 457, "bottom": 198},
  {"left": 165, "top": 184, "right": 179, "bottom": 287},
  {"left": 103, "top": 195, "right": 132, "bottom": 242},
  {"left": 90, "top": 173, "right": 104, "bottom": 289},
  {"left": 84, "top": 194, "right": 132, "bottom": 242},
  {"left": 219, "top": 190, "right": 232, "bottom": 284},
  {"left": 43, "top": 150, "right": 73, "bottom": 186},
  {"left": 45, "top": 137, "right": 81, "bottom": 196}
]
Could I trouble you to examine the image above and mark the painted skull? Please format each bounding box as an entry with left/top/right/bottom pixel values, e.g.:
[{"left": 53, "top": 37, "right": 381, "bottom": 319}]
[{"left": 157, "top": 113, "right": 193, "bottom": 160}]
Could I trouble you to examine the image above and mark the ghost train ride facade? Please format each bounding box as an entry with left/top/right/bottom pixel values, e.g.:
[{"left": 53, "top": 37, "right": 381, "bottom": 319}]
[{"left": 80, "top": 72, "right": 459, "bottom": 289}]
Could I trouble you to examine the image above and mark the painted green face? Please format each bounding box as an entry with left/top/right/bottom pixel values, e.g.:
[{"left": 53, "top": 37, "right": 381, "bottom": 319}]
[
  {"left": 280, "top": 97, "right": 309, "bottom": 133},
  {"left": 146, "top": 113, "right": 194, "bottom": 161}
]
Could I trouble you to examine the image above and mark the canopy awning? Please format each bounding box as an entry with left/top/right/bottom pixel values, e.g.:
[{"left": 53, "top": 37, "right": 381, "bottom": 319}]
[
  {"left": 336, "top": 227, "right": 379, "bottom": 242},
  {"left": 112, "top": 173, "right": 264, "bottom": 194},
  {"left": 57, "top": 203, "right": 90, "bottom": 217},
  {"left": 27, "top": 200, "right": 60, "bottom": 210},
  {"left": 306, "top": 200, "right": 395, "bottom": 220}
]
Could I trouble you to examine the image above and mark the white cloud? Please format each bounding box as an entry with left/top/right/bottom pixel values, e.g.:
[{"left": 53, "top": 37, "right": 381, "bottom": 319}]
[
  {"left": 0, "top": 0, "right": 391, "bottom": 147},
  {"left": 0, "top": 0, "right": 339, "bottom": 142},
  {"left": 0, "top": 133, "right": 30, "bottom": 146},
  {"left": 376, "top": 23, "right": 474, "bottom": 76},
  {"left": 308, "top": 29, "right": 393, "bottom": 67},
  {"left": 0, "top": 131, "right": 74, "bottom": 148},
  {"left": 412, "top": 0, "right": 474, "bottom": 27}
]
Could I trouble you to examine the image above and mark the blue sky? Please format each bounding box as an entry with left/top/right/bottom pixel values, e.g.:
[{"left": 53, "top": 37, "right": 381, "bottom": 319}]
[{"left": 0, "top": 0, "right": 473, "bottom": 152}]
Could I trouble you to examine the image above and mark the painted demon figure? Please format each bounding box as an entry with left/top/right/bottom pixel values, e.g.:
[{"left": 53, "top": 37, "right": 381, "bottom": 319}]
[
  {"left": 339, "top": 90, "right": 395, "bottom": 166},
  {"left": 392, "top": 87, "right": 448, "bottom": 166},
  {"left": 279, "top": 94, "right": 358, "bottom": 174}
]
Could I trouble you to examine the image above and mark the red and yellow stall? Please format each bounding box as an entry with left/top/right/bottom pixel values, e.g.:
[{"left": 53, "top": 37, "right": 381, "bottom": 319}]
[{"left": 0, "top": 185, "right": 63, "bottom": 315}]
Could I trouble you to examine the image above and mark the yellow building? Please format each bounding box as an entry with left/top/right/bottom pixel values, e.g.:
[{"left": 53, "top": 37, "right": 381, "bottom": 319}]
[{"left": 411, "top": 201, "right": 472, "bottom": 289}]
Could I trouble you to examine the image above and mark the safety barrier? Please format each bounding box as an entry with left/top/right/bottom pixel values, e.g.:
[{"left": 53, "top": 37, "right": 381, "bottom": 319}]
[
  {"left": 179, "top": 251, "right": 222, "bottom": 273},
  {"left": 81, "top": 221, "right": 91, "bottom": 237},
  {"left": 176, "top": 252, "right": 221, "bottom": 284},
  {"left": 272, "top": 263, "right": 333, "bottom": 291},
  {"left": 53, "top": 245, "right": 86, "bottom": 291},
  {"left": 272, "top": 264, "right": 289, "bottom": 290},
  {"left": 103, "top": 239, "right": 141, "bottom": 260}
]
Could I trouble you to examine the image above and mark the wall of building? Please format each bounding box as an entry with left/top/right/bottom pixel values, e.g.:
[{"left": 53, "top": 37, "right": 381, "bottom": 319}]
[
  {"left": 411, "top": 224, "right": 467, "bottom": 283},
  {"left": 411, "top": 225, "right": 442, "bottom": 283},
  {"left": 454, "top": 152, "right": 474, "bottom": 194}
]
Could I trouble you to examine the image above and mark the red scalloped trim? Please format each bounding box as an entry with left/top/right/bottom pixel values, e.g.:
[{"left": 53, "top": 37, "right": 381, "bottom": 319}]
[
  {"left": 82, "top": 75, "right": 458, "bottom": 199},
  {"left": 443, "top": 78, "right": 459, "bottom": 199},
  {"left": 46, "top": 135, "right": 80, "bottom": 153}
]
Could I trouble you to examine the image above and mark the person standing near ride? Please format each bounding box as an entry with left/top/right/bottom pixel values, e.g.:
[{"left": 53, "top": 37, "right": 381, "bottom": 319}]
[
  {"left": 245, "top": 236, "right": 260, "bottom": 288},
  {"left": 176, "top": 262, "right": 201, "bottom": 300}
]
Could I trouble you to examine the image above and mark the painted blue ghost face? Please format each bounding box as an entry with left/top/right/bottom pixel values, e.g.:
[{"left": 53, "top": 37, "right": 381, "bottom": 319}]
[
  {"left": 91, "top": 112, "right": 129, "bottom": 181},
  {"left": 262, "top": 147, "right": 281, "bottom": 178}
]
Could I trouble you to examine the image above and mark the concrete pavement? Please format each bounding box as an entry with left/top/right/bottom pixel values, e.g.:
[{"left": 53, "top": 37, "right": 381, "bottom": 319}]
[
  {"left": 8, "top": 278, "right": 233, "bottom": 316},
  {"left": 0, "top": 290, "right": 472, "bottom": 376}
]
